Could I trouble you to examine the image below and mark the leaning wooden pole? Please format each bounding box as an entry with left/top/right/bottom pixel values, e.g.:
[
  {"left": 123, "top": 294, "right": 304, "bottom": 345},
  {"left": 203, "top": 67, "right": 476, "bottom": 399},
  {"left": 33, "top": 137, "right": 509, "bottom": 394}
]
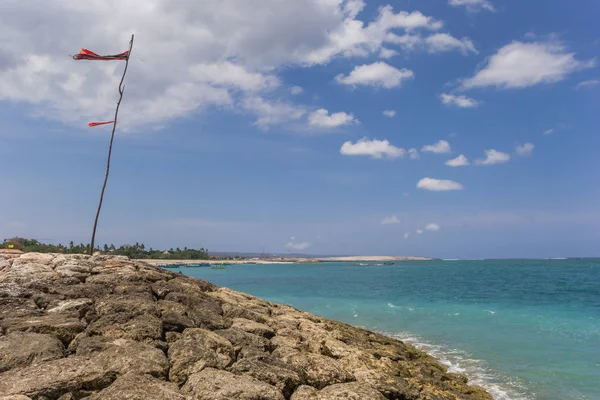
[{"left": 72, "top": 35, "right": 135, "bottom": 254}]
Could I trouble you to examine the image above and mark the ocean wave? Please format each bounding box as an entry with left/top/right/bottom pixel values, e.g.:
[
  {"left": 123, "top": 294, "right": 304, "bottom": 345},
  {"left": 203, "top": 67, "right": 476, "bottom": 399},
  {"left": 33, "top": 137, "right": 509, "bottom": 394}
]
[{"left": 377, "top": 330, "right": 534, "bottom": 400}]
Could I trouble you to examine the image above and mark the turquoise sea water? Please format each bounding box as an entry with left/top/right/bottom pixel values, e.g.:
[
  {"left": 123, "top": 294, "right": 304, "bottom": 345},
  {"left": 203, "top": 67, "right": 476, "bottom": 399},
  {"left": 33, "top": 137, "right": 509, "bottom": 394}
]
[{"left": 177, "top": 259, "right": 600, "bottom": 399}]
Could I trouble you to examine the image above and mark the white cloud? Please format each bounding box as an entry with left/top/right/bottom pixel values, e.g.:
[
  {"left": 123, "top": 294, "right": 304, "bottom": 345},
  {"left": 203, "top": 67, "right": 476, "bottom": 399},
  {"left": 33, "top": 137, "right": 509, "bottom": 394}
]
[
  {"left": 416, "top": 229, "right": 424, "bottom": 235},
  {"left": 340, "top": 137, "right": 405, "bottom": 159},
  {"left": 440, "top": 93, "right": 479, "bottom": 108},
  {"left": 382, "top": 109, "right": 396, "bottom": 117},
  {"left": 576, "top": 79, "right": 600, "bottom": 89},
  {"left": 462, "top": 41, "right": 595, "bottom": 90},
  {"left": 422, "top": 140, "right": 451, "bottom": 153},
  {"left": 0, "top": 0, "right": 470, "bottom": 130},
  {"left": 448, "top": 0, "right": 495, "bottom": 12},
  {"left": 290, "top": 86, "right": 304, "bottom": 95},
  {"left": 290, "top": 236, "right": 296, "bottom": 240},
  {"left": 543, "top": 128, "right": 554, "bottom": 135},
  {"left": 285, "top": 241, "right": 311, "bottom": 251},
  {"left": 335, "top": 62, "right": 414, "bottom": 89},
  {"left": 417, "top": 177, "right": 464, "bottom": 191},
  {"left": 475, "top": 149, "right": 510, "bottom": 165},
  {"left": 425, "top": 33, "right": 477, "bottom": 54},
  {"left": 241, "top": 97, "right": 306, "bottom": 129},
  {"left": 404, "top": 232, "right": 410, "bottom": 239},
  {"left": 379, "top": 48, "right": 398, "bottom": 59},
  {"left": 308, "top": 108, "right": 358, "bottom": 128},
  {"left": 425, "top": 223, "right": 440, "bottom": 231},
  {"left": 381, "top": 215, "right": 401, "bottom": 225},
  {"left": 516, "top": 143, "right": 534, "bottom": 157},
  {"left": 408, "top": 148, "right": 420, "bottom": 159},
  {"left": 446, "top": 154, "right": 469, "bottom": 167}
]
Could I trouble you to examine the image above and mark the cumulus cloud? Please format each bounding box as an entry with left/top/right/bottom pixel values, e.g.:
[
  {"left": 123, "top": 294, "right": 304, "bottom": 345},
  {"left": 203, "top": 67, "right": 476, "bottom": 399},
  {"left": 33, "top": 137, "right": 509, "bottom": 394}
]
[
  {"left": 543, "top": 128, "right": 554, "bottom": 135},
  {"left": 408, "top": 148, "right": 420, "bottom": 159},
  {"left": 425, "top": 33, "right": 477, "bottom": 54},
  {"left": 0, "top": 0, "right": 471, "bottom": 130},
  {"left": 448, "top": 0, "right": 495, "bottom": 12},
  {"left": 416, "top": 229, "right": 424, "bottom": 235},
  {"left": 335, "top": 62, "right": 414, "bottom": 89},
  {"left": 576, "top": 79, "right": 600, "bottom": 89},
  {"left": 462, "top": 41, "right": 595, "bottom": 90},
  {"left": 417, "top": 177, "right": 464, "bottom": 191},
  {"left": 308, "top": 108, "right": 358, "bottom": 128},
  {"left": 404, "top": 232, "right": 410, "bottom": 239},
  {"left": 241, "top": 97, "right": 307, "bottom": 129},
  {"left": 381, "top": 215, "right": 401, "bottom": 225},
  {"left": 516, "top": 143, "right": 534, "bottom": 157},
  {"left": 440, "top": 93, "right": 479, "bottom": 108},
  {"left": 340, "top": 137, "right": 405, "bottom": 159},
  {"left": 285, "top": 241, "right": 311, "bottom": 250},
  {"left": 475, "top": 149, "right": 510, "bottom": 165},
  {"left": 422, "top": 140, "right": 451, "bottom": 153},
  {"left": 382, "top": 109, "right": 397, "bottom": 117},
  {"left": 446, "top": 154, "right": 469, "bottom": 166},
  {"left": 290, "top": 86, "right": 304, "bottom": 95},
  {"left": 379, "top": 48, "right": 398, "bottom": 59},
  {"left": 425, "top": 223, "right": 441, "bottom": 231}
]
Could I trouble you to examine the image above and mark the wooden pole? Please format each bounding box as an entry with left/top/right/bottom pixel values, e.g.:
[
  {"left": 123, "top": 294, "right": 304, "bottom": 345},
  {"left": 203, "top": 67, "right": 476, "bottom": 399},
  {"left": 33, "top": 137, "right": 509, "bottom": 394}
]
[{"left": 89, "top": 34, "right": 135, "bottom": 255}]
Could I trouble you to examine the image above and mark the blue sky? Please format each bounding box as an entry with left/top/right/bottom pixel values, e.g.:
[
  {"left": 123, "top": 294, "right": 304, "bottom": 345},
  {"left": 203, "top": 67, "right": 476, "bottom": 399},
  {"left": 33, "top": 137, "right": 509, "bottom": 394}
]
[{"left": 1, "top": 0, "right": 599, "bottom": 258}]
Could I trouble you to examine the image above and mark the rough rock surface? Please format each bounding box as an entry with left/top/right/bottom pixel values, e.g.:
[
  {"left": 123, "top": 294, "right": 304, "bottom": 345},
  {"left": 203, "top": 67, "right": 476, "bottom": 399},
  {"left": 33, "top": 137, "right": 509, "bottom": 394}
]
[{"left": 0, "top": 253, "right": 493, "bottom": 400}]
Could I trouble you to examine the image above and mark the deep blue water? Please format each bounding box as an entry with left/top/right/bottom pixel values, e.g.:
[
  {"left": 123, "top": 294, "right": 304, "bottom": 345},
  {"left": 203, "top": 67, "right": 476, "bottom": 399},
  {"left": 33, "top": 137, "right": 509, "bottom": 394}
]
[{"left": 176, "top": 259, "right": 600, "bottom": 399}]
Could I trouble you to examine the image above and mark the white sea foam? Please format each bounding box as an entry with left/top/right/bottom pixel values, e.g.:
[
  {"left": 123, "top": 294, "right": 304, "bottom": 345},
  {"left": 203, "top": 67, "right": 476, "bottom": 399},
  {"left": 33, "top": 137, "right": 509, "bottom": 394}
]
[{"left": 376, "top": 330, "right": 535, "bottom": 400}]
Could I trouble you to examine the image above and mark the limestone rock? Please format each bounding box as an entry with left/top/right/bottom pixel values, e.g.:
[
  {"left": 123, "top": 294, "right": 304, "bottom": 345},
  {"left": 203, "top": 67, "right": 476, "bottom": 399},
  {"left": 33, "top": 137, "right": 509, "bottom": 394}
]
[
  {"left": 0, "top": 356, "right": 116, "bottom": 398},
  {"left": 273, "top": 347, "right": 354, "bottom": 389},
  {"left": 317, "top": 382, "right": 387, "bottom": 400},
  {"left": 167, "top": 328, "right": 235, "bottom": 383},
  {"left": 231, "top": 317, "right": 275, "bottom": 338},
  {"left": 0, "top": 332, "right": 65, "bottom": 372},
  {"left": 180, "top": 368, "right": 285, "bottom": 400},
  {"left": 76, "top": 337, "right": 169, "bottom": 378},
  {"left": 290, "top": 385, "right": 318, "bottom": 400},
  {"left": 229, "top": 357, "right": 302, "bottom": 398},
  {"left": 2, "top": 313, "right": 85, "bottom": 346},
  {"left": 89, "top": 373, "right": 186, "bottom": 400}
]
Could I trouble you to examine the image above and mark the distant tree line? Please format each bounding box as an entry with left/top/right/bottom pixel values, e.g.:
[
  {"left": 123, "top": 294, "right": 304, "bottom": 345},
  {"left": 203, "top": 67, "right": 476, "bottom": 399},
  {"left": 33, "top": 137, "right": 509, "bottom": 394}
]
[{"left": 1, "top": 237, "right": 212, "bottom": 260}]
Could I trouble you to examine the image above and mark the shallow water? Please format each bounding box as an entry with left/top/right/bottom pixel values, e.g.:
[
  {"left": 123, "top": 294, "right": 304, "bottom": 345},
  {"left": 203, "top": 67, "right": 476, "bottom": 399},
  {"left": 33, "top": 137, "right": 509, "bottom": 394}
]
[{"left": 177, "top": 259, "right": 600, "bottom": 399}]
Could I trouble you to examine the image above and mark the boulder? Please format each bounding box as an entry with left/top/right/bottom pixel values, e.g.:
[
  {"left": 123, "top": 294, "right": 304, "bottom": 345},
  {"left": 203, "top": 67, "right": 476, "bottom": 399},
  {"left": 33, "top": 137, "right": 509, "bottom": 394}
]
[
  {"left": 229, "top": 357, "right": 302, "bottom": 398},
  {"left": 76, "top": 337, "right": 169, "bottom": 378},
  {"left": 180, "top": 368, "right": 285, "bottom": 400},
  {"left": 231, "top": 317, "right": 275, "bottom": 338},
  {"left": 2, "top": 313, "right": 86, "bottom": 346},
  {"left": 272, "top": 347, "right": 354, "bottom": 389},
  {"left": 290, "top": 385, "right": 318, "bottom": 400},
  {"left": 0, "top": 356, "right": 116, "bottom": 398},
  {"left": 168, "top": 328, "right": 235, "bottom": 383},
  {"left": 317, "top": 382, "right": 386, "bottom": 400},
  {"left": 0, "top": 332, "right": 65, "bottom": 372},
  {"left": 89, "top": 373, "right": 186, "bottom": 400}
]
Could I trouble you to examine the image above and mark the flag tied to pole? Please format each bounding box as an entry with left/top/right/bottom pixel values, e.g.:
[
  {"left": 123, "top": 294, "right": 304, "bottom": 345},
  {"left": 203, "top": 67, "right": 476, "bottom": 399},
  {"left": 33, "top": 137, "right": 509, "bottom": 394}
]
[
  {"left": 88, "top": 121, "right": 115, "bottom": 127},
  {"left": 72, "top": 48, "right": 129, "bottom": 61},
  {"left": 72, "top": 46, "right": 130, "bottom": 127}
]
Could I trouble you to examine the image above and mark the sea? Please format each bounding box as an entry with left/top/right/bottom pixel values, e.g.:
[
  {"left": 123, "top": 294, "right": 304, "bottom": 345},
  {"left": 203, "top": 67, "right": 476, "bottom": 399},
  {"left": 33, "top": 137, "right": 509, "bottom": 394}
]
[{"left": 176, "top": 259, "right": 600, "bottom": 399}]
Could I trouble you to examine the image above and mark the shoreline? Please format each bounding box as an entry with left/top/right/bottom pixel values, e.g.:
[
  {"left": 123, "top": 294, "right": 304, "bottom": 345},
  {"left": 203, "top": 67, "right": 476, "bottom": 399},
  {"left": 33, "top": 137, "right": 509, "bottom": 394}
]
[
  {"left": 0, "top": 252, "right": 492, "bottom": 399},
  {"left": 143, "top": 255, "right": 432, "bottom": 266}
]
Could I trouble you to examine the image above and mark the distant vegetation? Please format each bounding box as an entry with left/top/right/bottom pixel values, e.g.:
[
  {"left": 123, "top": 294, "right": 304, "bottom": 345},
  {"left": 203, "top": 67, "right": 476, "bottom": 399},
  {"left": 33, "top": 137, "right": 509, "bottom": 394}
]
[{"left": 0, "top": 237, "right": 223, "bottom": 260}]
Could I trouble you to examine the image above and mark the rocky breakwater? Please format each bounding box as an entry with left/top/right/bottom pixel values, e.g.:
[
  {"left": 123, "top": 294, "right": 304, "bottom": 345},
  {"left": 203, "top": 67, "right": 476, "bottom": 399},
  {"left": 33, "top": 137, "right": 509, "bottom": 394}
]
[{"left": 0, "top": 253, "right": 493, "bottom": 400}]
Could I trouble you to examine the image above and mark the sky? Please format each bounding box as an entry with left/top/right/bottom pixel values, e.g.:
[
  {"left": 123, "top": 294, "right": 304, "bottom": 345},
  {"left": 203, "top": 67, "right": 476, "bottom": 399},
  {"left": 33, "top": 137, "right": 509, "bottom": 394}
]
[{"left": 1, "top": 0, "right": 599, "bottom": 259}]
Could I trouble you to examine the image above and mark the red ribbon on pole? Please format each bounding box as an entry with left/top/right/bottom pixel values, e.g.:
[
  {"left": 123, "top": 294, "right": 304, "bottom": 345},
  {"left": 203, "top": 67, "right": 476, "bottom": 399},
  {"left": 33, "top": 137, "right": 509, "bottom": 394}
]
[
  {"left": 88, "top": 121, "right": 116, "bottom": 127},
  {"left": 72, "top": 48, "right": 129, "bottom": 61}
]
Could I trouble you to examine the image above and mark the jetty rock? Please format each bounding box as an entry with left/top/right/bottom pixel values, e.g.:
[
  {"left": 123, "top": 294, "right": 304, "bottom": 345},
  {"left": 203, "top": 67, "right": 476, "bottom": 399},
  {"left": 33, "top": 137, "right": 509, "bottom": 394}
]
[{"left": 0, "top": 253, "right": 493, "bottom": 400}]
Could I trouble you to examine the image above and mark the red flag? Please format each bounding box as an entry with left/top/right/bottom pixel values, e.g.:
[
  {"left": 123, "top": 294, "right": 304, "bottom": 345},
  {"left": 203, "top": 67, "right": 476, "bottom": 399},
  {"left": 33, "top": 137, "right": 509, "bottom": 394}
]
[
  {"left": 73, "top": 48, "right": 129, "bottom": 61},
  {"left": 88, "top": 121, "right": 115, "bottom": 127}
]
